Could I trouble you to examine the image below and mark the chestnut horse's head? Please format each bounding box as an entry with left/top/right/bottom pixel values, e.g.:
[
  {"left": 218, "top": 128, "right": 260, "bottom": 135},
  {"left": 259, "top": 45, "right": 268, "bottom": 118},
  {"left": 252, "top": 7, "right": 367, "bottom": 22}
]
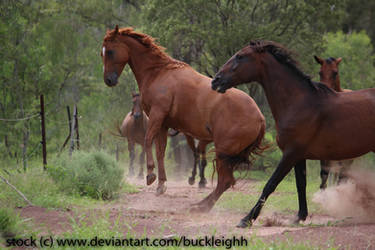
[
  {"left": 131, "top": 92, "right": 142, "bottom": 119},
  {"left": 212, "top": 42, "right": 261, "bottom": 93},
  {"left": 101, "top": 25, "right": 130, "bottom": 87},
  {"left": 314, "top": 56, "right": 342, "bottom": 91}
]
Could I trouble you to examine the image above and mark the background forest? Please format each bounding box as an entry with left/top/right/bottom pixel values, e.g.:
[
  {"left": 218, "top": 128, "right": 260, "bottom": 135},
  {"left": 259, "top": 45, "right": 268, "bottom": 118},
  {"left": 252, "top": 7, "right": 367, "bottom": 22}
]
[{"left": 1, "top": 0, "right": 375, "bottom": 171}]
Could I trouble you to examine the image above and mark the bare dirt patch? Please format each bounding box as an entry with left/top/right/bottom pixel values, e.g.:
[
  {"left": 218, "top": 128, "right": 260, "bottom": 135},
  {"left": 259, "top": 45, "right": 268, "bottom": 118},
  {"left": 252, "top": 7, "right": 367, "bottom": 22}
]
[{"left": 16, "top": 176, "right": 375, "bottom": 249}]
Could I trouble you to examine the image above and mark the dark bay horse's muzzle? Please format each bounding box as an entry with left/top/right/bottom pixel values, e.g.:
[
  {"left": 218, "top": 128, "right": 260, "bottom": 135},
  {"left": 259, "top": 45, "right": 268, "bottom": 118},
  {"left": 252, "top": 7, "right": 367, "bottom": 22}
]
[
  {"left": 211, "top": 74, "right": 229, "bottom": 93},
  {"left": 104, "top": 72, "right": 119, "bottom": 87}
]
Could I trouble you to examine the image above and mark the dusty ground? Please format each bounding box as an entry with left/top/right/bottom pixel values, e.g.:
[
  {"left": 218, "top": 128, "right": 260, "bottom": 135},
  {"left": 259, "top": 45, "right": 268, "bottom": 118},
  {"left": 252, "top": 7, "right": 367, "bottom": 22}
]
[{"left": 17, "top": 177, "right": 375, "bottom": 249}]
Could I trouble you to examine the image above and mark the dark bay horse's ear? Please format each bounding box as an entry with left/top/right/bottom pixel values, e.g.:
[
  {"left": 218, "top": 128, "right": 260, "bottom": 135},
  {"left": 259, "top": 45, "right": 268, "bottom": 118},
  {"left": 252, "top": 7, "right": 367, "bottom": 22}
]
[
  {"left": 114, "top": 25, "right": 119, "bottom": 35},
  {"left": 336, "top": 57, "right": 342, "bottom": 65},
  {"left": 314, "top": 55, "right": 324, "bottom": 65}
]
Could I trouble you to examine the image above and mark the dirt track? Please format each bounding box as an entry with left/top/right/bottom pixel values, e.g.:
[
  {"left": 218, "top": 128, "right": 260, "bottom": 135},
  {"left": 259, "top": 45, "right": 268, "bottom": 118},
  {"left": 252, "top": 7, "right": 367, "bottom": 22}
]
[{"left": 18, "top": 177, "right": 375, "bottom": 249}]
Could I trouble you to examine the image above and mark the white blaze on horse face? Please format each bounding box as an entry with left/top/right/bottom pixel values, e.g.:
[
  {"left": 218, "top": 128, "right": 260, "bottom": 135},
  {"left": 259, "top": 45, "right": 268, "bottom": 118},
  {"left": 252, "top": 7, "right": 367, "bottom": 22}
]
[{"left": 102, "top": 46, "right": 106, "bottom": 72}]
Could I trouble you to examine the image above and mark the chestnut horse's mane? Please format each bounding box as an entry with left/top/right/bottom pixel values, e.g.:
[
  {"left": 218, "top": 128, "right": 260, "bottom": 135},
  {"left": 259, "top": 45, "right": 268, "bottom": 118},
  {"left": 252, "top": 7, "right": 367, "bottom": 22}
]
[
  {"left": 105, "top": 27, "right": 188, "bottom": 70},
  {"left": 249, "top": 40, "right": 336, "bottom": 95}
]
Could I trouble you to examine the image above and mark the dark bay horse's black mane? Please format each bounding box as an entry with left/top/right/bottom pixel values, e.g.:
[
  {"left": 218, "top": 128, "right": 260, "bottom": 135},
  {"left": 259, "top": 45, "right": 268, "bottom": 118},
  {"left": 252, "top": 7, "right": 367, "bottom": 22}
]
[{"left": 249, "top": 40, "right": 336, "bottom": 95}]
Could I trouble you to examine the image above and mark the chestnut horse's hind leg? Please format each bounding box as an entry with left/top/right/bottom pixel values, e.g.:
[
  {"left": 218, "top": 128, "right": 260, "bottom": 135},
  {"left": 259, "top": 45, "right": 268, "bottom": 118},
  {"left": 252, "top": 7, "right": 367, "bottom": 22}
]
[
  {"left": 155, "top": 127, "right": 168, "bottom": 195},
  {"left": 190, "top": 158, "right": 234, "bottom": 212},
  {"left": 237, "top": 153, "right": 297, "bottom": 228}
]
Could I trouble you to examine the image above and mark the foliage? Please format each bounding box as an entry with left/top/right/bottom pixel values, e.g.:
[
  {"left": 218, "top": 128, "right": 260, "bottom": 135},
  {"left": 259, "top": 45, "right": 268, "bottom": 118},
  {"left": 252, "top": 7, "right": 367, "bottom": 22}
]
[
  {"left": 49, "top": 151, "right": 124, "bottom": 200},
  {"left": 0, "top": 207, "right": 19, "bottom": 238}
]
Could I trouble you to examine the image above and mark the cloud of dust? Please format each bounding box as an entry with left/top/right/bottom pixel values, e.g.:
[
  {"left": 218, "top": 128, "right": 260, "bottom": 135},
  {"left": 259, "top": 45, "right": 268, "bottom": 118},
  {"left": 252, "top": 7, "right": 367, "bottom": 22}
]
[{"left": 312, "top": 168, "right": 375, "bottom": 223}]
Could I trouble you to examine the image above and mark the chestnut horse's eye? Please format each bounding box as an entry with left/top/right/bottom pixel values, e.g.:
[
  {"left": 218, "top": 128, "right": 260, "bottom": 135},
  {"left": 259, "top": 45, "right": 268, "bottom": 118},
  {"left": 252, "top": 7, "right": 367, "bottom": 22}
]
[
  {"left": 236, "top": 54, "right": 243, "bottom": 61},
  {"left": 106, "top": 50, "right": 114, "bottom": 58}
]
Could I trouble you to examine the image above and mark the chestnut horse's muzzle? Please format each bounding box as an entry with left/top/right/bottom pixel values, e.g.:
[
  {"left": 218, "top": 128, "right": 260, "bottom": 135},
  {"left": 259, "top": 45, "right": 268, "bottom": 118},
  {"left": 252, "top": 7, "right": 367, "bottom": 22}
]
[{"left": 104, "top": 72, "right": 119, "bottom": 87}]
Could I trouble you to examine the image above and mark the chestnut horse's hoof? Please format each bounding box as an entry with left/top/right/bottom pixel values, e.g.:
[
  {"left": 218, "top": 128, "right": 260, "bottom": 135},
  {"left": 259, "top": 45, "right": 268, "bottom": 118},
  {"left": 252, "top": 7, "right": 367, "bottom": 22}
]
[
  {"left": 156, "top": 184, "right": 167, "bottom": 196},
  {"left": 146, "top": 173, "right": 156, "bottom": 185},
  {"left": 188, "top": 177, "right": 195, "bottom": 185},
  {"left": 198, "top": 179, "right": 207, "bottom": 189},
  {"left": 236, "top": 219, "right": 251, "bottom": 228}
]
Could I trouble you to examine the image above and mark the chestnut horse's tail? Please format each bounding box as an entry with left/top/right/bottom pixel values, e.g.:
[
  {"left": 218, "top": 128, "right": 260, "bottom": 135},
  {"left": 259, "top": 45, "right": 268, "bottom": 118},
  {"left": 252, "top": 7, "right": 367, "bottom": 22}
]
[{"left": 218, "top": 122, "right": 268, "bottom": 171}]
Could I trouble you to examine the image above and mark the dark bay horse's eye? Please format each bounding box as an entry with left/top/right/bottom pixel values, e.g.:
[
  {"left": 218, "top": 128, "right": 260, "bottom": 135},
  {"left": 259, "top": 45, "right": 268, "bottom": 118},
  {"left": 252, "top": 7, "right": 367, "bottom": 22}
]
[
  {"left": 319, "top": 71, "right": 323, "bottom": 76},
  {"left": 332, "top": 71, "right": 338, "bottom": 79},
  {"left": 236, "top": 54, "right": 243, "bottom": 61}
]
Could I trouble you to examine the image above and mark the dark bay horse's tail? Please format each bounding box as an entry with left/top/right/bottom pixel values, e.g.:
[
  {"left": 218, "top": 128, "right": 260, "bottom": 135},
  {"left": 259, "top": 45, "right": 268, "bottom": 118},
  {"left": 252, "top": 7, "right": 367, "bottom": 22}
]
[{"left": 218, "top": 122, "right": 267, "bottom": 171}]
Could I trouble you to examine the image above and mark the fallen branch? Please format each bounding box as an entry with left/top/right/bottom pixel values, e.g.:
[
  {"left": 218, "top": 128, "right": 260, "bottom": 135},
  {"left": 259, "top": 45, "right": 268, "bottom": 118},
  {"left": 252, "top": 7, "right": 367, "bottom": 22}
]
[{"left": 0, "top": 174, "right": 33, "bottom": 206}]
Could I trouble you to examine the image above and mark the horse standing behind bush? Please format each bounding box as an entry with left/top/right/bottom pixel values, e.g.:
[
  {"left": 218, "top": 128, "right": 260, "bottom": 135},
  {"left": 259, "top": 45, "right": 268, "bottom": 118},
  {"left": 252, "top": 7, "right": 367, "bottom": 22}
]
[
  {"left": 119, "top": 93, "right": 148, "bottom": 178},
  {"left": 101, "top": 26, "right": 266, "bottom": 211}
]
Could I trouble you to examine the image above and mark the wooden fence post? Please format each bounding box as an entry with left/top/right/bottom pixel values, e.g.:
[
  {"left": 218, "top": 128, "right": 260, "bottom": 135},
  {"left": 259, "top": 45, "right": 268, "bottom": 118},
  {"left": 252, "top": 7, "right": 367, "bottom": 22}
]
[
  {"left": 40, "top": 94, "right": 47, "bottom": 170},
  {"left": 75, "top": 106, "right": 80, "bottom": 150},
  {"left": 69, "top": 105, "right": 77, "bottom": 157}
]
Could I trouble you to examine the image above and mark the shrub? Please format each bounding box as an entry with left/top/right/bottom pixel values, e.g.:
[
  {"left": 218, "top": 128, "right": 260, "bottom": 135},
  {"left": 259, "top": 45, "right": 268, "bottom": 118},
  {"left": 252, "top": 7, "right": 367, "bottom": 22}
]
[
  {"left": 0, "top": 207, "right": 18, "bottom": 238},
  {"left": 49, "top": 151, "right": 124, "bottom": 200}
]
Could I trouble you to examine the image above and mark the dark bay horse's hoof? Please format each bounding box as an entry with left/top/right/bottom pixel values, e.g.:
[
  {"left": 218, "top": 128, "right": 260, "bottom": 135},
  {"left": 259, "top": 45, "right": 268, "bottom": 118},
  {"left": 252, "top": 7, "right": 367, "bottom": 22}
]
[
  {"left": 188, "top": 177, "right": 195, "bottom": 185},
  {"left": 198, "top": 179, "right": 207, "bottom": 189},
  {"left": 156, "top": 184, "right": 167, "bottom": 196},
  {"left": 146, "top": 173, "right": 156, "bottom": 185},
  {"left": 236, "top": 219, "right": 251, "bottom": 228}
]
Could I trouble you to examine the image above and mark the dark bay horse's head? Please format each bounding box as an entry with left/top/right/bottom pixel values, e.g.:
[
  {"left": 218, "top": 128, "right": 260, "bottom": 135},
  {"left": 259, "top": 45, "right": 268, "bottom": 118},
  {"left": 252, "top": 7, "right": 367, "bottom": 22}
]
[
  {"left": 101, "top": 25, "right": 130, "bottom": 87},
  {"left": 314, "top": 56, "right": 342, "bottom": 91},
  {"left": 212, "top": 44, "right": 261, "bottom": 93},
  {"left": 131, "top": 92, "right": 142, "bottom": 119}
]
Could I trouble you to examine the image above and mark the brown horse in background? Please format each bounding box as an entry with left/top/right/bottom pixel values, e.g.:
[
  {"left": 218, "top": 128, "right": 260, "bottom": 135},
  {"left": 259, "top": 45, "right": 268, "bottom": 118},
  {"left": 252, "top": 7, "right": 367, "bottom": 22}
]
[
  {"left": 102, "top": 26, "right": 266, "bottom": 211},
  {"left": 119, "top": 93, "right": 148, "bottom": 178},
  {"left": 212, "top": 40, "right": 375, "bottom": 227},
  {"left": 314, "top": 56, "right": 354, "bottom": 189}
]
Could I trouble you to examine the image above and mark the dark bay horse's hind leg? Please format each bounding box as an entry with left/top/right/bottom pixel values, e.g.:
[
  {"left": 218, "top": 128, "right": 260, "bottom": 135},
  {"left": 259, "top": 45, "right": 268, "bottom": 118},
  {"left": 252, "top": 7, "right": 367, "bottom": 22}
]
[
  {"left": 320, "top": 160, "right": 329, "bottom": 189},
  {"left": 237, "top": 153, "right": 297, "bottom": 228},
  {"left": 128, "top": 141, "right": 135, "bottom": 176},
  {"left": 294, "top": 160, "right": 308, "bottom": 222},
  {"left": 138, "top": 148, "right": 145, "bottom": 179}
]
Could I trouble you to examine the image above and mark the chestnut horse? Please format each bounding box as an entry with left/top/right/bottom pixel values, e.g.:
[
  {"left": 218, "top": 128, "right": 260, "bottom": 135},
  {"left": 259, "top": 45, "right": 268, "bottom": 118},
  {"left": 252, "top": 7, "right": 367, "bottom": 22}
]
[
  {"left": 102, "top": 26, "right": 265, "bottom": 211},
  {"left": 119, "top": 93, "right": 148, "bottom": 178},
  {"left": 314, "top": 56, "right": 354, "bottom": 189},
  {"left": 212, "top": 40, "right": 375, "bottom": 227}
]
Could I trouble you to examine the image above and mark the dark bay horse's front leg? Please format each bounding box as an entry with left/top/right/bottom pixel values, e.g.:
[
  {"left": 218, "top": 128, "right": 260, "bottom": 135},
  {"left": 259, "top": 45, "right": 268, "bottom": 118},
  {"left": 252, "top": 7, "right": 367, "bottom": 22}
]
[
  {"left": 154, "top": 127, "right": 168, "bottom": 195},
  {"left": 144, "top": 109, "right": 167, "bottom": 186},
  {"left": 237, "top": 153, "right": 298, "bottom": 228},
  {"left": 294, "top": 160, "right": 308, "bottom": 222}
]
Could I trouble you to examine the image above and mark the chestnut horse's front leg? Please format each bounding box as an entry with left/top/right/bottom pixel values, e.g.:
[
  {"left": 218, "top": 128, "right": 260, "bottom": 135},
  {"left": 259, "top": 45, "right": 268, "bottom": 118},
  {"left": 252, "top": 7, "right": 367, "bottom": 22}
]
[
  {"left": 154, "top": 127, "right": 168, "bottom": 195},
  {"left": 144, "top": 108, "right": 167, "bottom": 189}
]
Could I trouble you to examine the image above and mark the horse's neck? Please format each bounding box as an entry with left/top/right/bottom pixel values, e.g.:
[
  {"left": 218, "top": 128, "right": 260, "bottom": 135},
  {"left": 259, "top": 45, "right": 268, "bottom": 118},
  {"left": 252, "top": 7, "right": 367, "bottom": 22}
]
[
  {"left": 259, "top": 56, "right": 314, "bottom": 122},
  {"left": 123, "top": 36, "right": 170, "bottom": 92}
]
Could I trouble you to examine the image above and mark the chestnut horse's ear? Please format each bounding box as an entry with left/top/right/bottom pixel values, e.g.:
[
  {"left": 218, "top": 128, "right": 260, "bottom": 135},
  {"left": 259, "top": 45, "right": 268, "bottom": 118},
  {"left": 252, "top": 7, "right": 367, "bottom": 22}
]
[
  {"left": 114, "top": 25, "right": 119, "bottom": 35},
  {"left": 336, "top": 57, "right": 342, "bottom": 65},
  {"left": 314, "top": 55, "right": 323, "bottom": 65}
]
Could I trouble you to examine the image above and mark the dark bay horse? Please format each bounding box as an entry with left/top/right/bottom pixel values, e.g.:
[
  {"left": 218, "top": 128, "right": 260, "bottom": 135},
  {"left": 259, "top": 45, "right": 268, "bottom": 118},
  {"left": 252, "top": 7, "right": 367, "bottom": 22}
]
[
  {"left": 119, "top": 93, "right": 148, "bottom": 178},
  {"left": 212, "top": 40, "right": 375, "bottom": 227},
  {"left": 102, "top": 26, "right": 266, "bottom": 211},
  {"left": 314, "top": 56, "right": 354, "bottom": 189}
]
